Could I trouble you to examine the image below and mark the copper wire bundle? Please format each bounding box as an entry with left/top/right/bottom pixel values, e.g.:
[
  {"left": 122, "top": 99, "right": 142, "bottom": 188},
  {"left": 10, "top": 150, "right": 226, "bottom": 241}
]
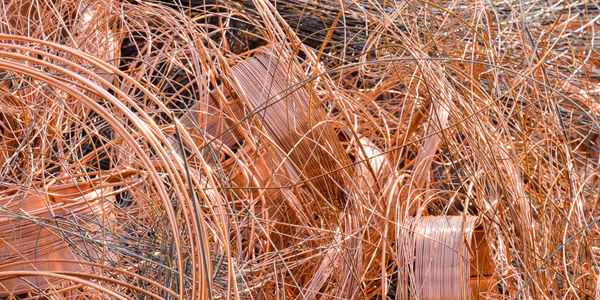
[
  {"left": 0, "top": 183, "right": 114, "bottom": 295},
  {"left": 399, "top": 216, "right": 477, "bottom": 299}
]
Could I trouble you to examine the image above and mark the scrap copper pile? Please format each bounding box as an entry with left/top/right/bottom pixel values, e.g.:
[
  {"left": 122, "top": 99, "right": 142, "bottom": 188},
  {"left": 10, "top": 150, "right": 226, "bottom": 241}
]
[{"left": 1, "top": 0, "right": 599, "bottom": 299}]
